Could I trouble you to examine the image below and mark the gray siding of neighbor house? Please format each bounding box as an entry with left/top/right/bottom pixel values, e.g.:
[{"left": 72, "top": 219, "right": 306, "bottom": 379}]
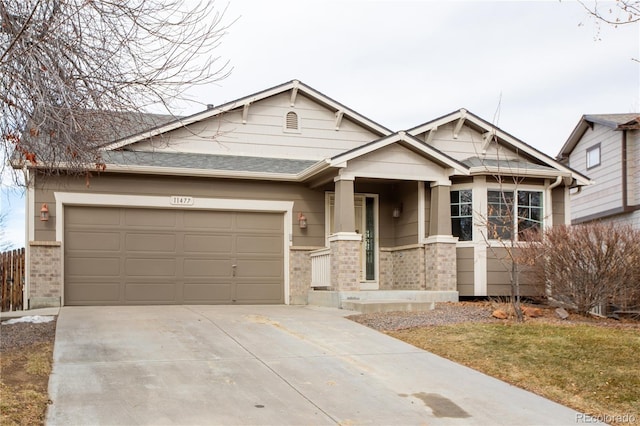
[
  {"left": 33, "top": 173, "right": 327, "bottom": 247},
  {"left": 569, "top": 123, "right": 623, "bottom": 222},
  {"left": 628, "top": 129, "right": 639, "bottom": 207},
  {"left": 456, "top": 247, "right": 474, "bottom": 296}
]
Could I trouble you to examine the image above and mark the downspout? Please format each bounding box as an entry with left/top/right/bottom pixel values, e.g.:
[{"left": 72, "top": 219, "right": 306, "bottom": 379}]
[{"left": 549, "top": 175, "right": 563, "bottom": 190}]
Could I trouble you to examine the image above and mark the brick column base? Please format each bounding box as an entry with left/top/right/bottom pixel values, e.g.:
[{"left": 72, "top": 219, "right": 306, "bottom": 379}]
[
  {"left": 329, "top": 233, "right": 362, "bottom": 291},
  {"left": 29, "top": 241, "right": 62, "bottom": 308},
  {"left": 424, "top": 236, "right": 457, "bottom": 291}
]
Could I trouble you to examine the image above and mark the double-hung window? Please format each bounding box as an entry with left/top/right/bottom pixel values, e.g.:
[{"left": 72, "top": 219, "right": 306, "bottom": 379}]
[
  {"left": 487, "top": 189, "right": 543, "bottom": 240},
  {"left": 450, "top": 190, "right": 473, "bottom": 241}
]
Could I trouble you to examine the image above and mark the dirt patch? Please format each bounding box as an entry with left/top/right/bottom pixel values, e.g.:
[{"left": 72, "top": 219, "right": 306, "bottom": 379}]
[
  {"left": 347, "top": 301, "right": 640, "bottom": 331},
  {"left": 1, "top": 319, "right": 57, "bottom": 426}
]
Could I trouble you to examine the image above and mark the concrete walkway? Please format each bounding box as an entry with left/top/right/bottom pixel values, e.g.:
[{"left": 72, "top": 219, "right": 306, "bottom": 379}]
[{"left": 47, "top": 305, "right": 584, "bottom": 425}]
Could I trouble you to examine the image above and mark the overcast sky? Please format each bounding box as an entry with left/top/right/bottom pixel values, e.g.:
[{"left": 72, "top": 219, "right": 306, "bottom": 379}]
[{"left": 1, "top": 0, "right": 639, "bottom": 249}]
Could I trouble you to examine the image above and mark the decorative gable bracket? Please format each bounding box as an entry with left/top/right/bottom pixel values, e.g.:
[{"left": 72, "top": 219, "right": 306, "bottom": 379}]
[
  {"left": 335, "top": 110, "right": 344, "bottom": 131},
  {"left": 453, "top": 109, "right": 467, "bottom": 139},
  {"left": 242, "top": 103, "right": 251, "bottom": 124}
]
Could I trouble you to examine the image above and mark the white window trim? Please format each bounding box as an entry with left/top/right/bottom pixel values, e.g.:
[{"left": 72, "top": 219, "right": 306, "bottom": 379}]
[
  {"left": 485, "top": 185, "right": 545, "bottom": 243},
  {"left": 53, "top": 192, "right": 294, "bottom": 306},
  {"left": 586, "top": 143, "right": 601, "bottom": 169},
  {"left": 449, "top": 186, "right": 474, "bottom": 243}
]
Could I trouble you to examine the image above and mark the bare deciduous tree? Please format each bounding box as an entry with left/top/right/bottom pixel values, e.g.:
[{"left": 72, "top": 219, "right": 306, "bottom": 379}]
[
  {"left": 579, "top": 0, "right": 640, "bottom": 26},
  {"left": 1, "top": 0, "right": 233, "bottom": 179}
]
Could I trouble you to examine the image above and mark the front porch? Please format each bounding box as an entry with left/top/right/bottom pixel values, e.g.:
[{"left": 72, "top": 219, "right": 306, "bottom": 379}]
[{"left": 306, "top": 237, "right": 459, "bottom": 311}]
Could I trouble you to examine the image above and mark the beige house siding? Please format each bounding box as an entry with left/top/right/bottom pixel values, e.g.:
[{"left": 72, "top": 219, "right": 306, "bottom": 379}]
[
  {"left": 33, "top": 173, "right": 326, "bottom": 247},
  {"left": 569, "top": 123, "right": 623, "bottom": 221},
  {"left": 393, "top": 181, "right": 420, "bottom": 247},
  {"left": 486, "top": 247, "right": 541, "bottom": 297},
  {"left": 415, "top": 122, "right": 520, "bottom": 163},
  {"left": 456, "top": 247, "right": 474, "bottom": 296},
  {"left": 551, "top": 186, "right": 567, "bottom": 227},
  {"left": 133, "top": 93, "right": 380, "bottom": 160}
]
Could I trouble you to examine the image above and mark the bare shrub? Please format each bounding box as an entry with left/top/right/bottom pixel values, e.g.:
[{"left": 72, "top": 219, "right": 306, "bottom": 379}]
[{"left": 525, "top": 223, "right": 640, "bottom": 315}]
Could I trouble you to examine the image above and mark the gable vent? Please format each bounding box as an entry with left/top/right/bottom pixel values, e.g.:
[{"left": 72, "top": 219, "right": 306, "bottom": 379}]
[{"left": 285, "top": 111, "right": 299, "bottom": 130}]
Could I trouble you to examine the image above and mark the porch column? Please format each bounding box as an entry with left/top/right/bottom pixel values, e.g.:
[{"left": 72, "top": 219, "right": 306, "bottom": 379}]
[
  {"left": 329, "top": 175, "right": 361, "bottom": 292},
  {"left": 429, "top": 183, "right": 452, "bottom": 236},
  {"left": 424, "top": 183, "right": 458, "bottom": 292},
  {"left": 333, "top": 176, "right": 355, "bottom": 232}
]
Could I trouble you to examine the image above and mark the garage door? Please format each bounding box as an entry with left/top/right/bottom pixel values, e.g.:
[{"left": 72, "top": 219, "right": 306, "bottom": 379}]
[{"left": 64, "top": 206, "right": 284, "bottom": 305}]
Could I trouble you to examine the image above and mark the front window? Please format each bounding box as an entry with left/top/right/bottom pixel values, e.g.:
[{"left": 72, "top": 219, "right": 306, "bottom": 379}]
[
  {"left": 487, "top": 189, "right": 543, "bottom": 240},
  {"left": 488, "top": 190, "right": 514, "bottom": 240},
  {"left": 450, "top": 190, "right": 473, "bottom": 241},
  {"left": 586, "top": 144, "right": 600, "bottom": 169}
]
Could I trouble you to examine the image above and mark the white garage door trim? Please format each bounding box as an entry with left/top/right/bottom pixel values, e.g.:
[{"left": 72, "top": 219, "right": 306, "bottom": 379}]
[{"left": 54, "top": 192, "right": 294, "bottom": 306}]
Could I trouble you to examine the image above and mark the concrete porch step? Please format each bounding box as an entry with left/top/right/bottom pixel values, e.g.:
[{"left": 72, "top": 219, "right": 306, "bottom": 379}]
[{"left": 341, "top": 300, "right": 435, "bottom": 314}]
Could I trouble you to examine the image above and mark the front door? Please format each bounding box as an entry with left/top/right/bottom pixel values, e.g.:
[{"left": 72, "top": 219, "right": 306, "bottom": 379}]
[{"left": 328, "top": 193, "right": 378, "bottom": 287}]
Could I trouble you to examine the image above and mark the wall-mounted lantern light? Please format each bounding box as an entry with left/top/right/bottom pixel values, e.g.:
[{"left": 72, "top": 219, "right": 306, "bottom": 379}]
[
  {"left": 392, "top": 204, "right": 402, "bottom": 218},
  {"left": 298, "top": 212, "right": 307, "bottom": 229},
  {"left": 40, "top": 203, "right": 50, "bottom": 222}
]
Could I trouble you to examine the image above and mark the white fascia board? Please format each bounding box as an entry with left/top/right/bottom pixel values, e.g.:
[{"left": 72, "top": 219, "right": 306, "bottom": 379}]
[
  {"left": 469, "top": 165, "right": 572, "bottom": 179},
  {"left": 329, "top": 137, "right": 398, "bottom": 165},
  {"left": 407, "top": 110, "right": 463, "bottom": 136},
  {"left": 297, "top": 159, "right": 332, "bottom": 180},
  {"left": 296, "top": 83, "right": 392, "bottom": 136}
]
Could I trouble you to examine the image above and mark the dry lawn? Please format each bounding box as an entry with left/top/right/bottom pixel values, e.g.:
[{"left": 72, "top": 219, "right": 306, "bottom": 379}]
[
  {"left": 390, "top": 321, "right": 640, "bottom": 425},
  {"left": 0, "top": 321, "right": 56, "bottom": 426}
]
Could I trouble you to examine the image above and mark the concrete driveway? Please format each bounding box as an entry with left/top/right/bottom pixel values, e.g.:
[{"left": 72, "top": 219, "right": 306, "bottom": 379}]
[{"left": 47, "top": 305, "right": 583, "bottom": 425}]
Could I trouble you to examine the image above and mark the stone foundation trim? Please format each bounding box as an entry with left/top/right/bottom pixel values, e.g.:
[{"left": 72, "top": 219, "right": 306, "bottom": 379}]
[
  {"left": 328, "top": 232, "right": 362, "bottom": 242},
  {"left": 423, "top": 235, "right": 458, "bottom": 244}
]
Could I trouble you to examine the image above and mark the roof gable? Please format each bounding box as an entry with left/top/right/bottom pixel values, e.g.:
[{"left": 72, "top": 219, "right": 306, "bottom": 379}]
[
  {"left": 408, "top": 108, "right": 591, "bottom": 186},
  {"left": 331, "top": 131, "right": 469, "bottom": 177},
  {"left": 101, "top": 80, "right": 392, "bottom": 152},
  {"left": 558, "top": 113, "right": 640, "bottom": 160}
]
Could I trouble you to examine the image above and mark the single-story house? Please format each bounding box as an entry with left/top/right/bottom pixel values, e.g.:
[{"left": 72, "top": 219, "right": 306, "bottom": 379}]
[{"left": 15, "top": 80, "right": 591, "bottom": 308}]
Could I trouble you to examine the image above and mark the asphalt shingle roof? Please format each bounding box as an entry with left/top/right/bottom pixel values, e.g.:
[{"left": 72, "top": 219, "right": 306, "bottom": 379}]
[{"left": 102, "top": 151, "right": 318, "bottom": 174}]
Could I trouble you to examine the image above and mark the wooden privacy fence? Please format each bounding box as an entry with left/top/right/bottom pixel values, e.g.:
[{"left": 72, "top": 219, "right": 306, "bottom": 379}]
[{"left": 1, "top": 248, "right": 25, "bottom": 312}]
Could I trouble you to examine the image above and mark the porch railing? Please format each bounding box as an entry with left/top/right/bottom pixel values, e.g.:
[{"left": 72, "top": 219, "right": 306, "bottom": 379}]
[{"left": 310, "top": 247, "right": 330, "bottom": 288}]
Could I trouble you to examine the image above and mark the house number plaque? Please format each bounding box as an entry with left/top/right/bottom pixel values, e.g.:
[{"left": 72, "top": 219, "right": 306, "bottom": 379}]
[{"left": 170, "top": 196, "right": 194, "bottom": 206}]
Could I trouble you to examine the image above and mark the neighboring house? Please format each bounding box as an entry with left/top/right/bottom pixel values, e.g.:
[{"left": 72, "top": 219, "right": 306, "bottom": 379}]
[
  {"left": 557, "top": 114, "right": 640, "bottom": 227},
  {"left": 15, "top": 80, "right": 590, "bottom": 309}
]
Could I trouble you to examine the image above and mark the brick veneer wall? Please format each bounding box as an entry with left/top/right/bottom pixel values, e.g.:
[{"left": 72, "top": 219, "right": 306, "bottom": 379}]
[
  {"left": 29, "top": 241, "right": 62, "bottom": 308},
  {"left": 378, "top": 249, "right": 393, "bottom": 290},
  {"left": 289, "top": 248, "right": 313, "bottom": 304},
  {"left": 391, "top": 246, "right": 426, "bottom": 290},
  {"left": 329, "top": 239, "right": 361, "bottom": 291},
  {"left": 424, "top": 242, "right": 457, "bottom": 291}
]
